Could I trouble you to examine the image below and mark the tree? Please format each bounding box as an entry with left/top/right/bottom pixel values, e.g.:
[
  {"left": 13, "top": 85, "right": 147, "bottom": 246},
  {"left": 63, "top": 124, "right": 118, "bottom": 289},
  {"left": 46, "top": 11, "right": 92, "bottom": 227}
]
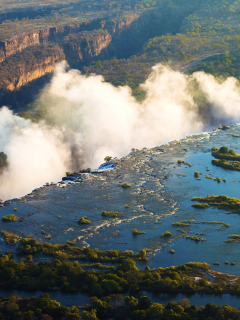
[
  {"left": 116, "top": 258, "right": 137, "bottom": 272},
  {"left": 219, "top": 146, "right": 228, "bottom": 154},
  {"left": 138, "top": 296, "right": 152, "bottom": 310},
  {"left": 82, "top": 310, "right": 99, "bottom": 320},
  {"left": 124, "top": 296, "right": 138, "bottom": 308},
  {"left": 138, "top": 250, "right": 146, "bottom": 259},
  {"left": 0, "top": 152, "right": 8, "bottom": 170}
]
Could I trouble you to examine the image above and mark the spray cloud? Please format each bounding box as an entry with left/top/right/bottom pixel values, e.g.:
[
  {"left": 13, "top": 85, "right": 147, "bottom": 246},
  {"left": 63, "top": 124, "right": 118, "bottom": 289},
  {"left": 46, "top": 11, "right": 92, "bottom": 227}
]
[{"left": 0, "top": 61, "right": 240, "bottom": 199}]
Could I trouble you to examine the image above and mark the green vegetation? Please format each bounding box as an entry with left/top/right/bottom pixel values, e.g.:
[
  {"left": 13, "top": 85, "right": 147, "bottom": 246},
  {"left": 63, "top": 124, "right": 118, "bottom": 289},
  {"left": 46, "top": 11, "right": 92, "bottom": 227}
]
[
  {"left": 120, "top": 182, "right": 132, "bottom": 188},
  {"left": 132, "top": 229, "right": 146, "bottom": 235},
  {"left": 172, "top": 221, "right": 191, "bottom": 227},
  {"left": 194, "top": 171, "right": 199, "bottom": 177},
  {"left": 125, "top": 204, "right": 130, "bottom": 208},
  {"left": 104, "top": 156, "right": 112, "bottom": 162},
  {"left": 67, "top": 240, "right": 76, "bottom": 245},
  {"left": 16, "top": 238, "right": 147, "bottom": 263},
  {"left": 192, "top": 203, "right": 209, "bottom": 209},
  {"left": 213, "top": 262, "right": 220, "bottom": 266},
  {"left": 212, "top": 158, "right": 240, "bottom": 171},
  {"left": 3, "top": 292, "right": 240, "bottom": 320},
  {"left": 227, "top": 133, "right": 240, "bottom": 137},
  {"left": 0, "top": 293, "right": 81, "bottom": 320},
  {"left": 192, "top": 194, "right": 240, "bottom": 214},
  {"left": 1, "top": 231, "right": 19, "bottom": 244},
  {"left": 2, "top": 214, "right": 17, "bottom": 222},
  {"left": 0, "top": 152, "right": 8, "bottom": 171},
  {"left": 186, "top": 236, "right": 200, "bottom": 242},
  {"left": 224, "top": 234, "right": 240, "bottom": 243},
  {"left": 102, "top": 211, "right": 122, "bottom": 218},
  {"left": 78, "top": 217, "right": 91, "bottom": 224},
  {"left": 169, "top": 249, "right": 175, "bottom": 254},
  {"left": 211, "top": 146, "right": 240, "bottom": 161},
  {"left": 161, "top": 231, "right": 172, "bottom": 238}
]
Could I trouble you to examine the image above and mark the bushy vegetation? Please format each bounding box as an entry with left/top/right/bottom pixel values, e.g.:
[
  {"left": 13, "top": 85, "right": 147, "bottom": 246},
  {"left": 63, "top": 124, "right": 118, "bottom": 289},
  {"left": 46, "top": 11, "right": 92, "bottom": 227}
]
[
  {"left": 132, "top": 229, "right": 146, "bottom": 235},
  {"left": 3, "top": 292, "right": 240, "bottom": 320},
  {"left": 212, "top": 158, "right": 240, "bottom": 171},
  {"left": 172, "top": 221, "right": 191, "bottom": 227},
  {"left": 119, "top": 182, "right": 132, "bottom": 188},
  {"left": 211, "top": 146, "right": 240, "bottom": 160},
  {"left": 0, "top": 248, "right": 232, "bottom": 295},
  {"left": 78, "top": 217, "right": 91, "bottom": 224},
  {"left": 16, "top": 238, "right": 147, "bottom": 263},
  {"left": 2, "top": 214, "right": 17, "bottom": 222},
  {"left": 102, "top": 211, "right": 122, "bottom": 218},
  {"left": 0, "top": 152, "right": 8, "bottom": 171},
  {"left": 224, "top": 234, "right": 240, "bottom": 243},
  {"left": 0, "top": 293, "right": 81, "bottom": 320},
  {"left": 192, "top": 203, "right": 209, "bottom": 209},
  {"left": 1, "top": 230, "right": 19, "bottom": 244},
  {"left": 161, "top": 231, "right": 172, "bottom": 238},
  {"left": 192, "top": 194, "right": 240, "bottom": 214}
]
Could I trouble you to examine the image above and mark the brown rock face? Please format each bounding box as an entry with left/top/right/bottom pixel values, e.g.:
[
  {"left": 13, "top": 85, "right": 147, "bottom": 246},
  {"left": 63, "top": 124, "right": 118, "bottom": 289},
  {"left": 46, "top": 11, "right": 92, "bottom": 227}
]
[{"left": 63, "top": 30, "right": 112, "bottom": 65}]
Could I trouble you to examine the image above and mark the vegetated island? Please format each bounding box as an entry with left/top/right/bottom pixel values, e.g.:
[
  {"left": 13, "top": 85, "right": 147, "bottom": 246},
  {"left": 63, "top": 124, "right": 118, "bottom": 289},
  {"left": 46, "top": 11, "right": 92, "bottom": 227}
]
[
  {"left": 78, "top": 217, "right": 92, "bottom": 224},
  {"left": 2, "top": 214, "right": 18, "bottom": 222},
  {"left": 191, "top": 194, "right": 240, "bottom": 214},
  {"left": 211, "top": 146, "right": 240, "bottom": 171}
]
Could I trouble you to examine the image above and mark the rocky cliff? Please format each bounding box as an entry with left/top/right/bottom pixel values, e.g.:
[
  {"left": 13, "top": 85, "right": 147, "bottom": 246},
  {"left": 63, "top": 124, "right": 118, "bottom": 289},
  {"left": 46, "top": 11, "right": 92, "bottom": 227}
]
[{"left": 0, "top": 19, "right": 102, "bottom": 63}]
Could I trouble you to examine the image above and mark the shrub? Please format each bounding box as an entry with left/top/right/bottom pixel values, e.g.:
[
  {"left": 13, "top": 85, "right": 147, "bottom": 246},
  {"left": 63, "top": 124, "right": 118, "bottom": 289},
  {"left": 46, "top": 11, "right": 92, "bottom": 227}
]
[
  {"left": 194, "top": 171, "right": 199, "bottom": 177},
  {"left": 132, "top": 229, "right": 145, "bottom": 235},
  {"left": 120, "top": 182, "right": 131, "bottom": 188},
  {"left": 1, "top": 231, "right": 19, "bottom": 244},
  {"left": 2, "top": 214, "right": 17, "bottom": 222},
  {"left": 191, "top": 203, "right": 209, "bottom": 209},
  {"left": 78, "top": 217, "right": 91, "bottom": 224},
  {"left": 170, "top": 249, "right": 175, "bottom": 254},
  {"left": 161, "top": 231, "right": 172, "bottom": 238},
  {"left": 104, "top": 156, "right": 112, "bottom": 162}
]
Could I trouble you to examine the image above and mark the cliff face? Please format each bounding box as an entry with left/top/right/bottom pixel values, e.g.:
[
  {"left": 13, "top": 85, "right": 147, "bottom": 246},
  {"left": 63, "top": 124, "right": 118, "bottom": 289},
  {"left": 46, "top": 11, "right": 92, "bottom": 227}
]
[
  {"left": 63, "top": 30, "right": 112, "bottom": 66},
  {"left": 0, "top": 45, "right": 65, "bottom": 92},
  {"left": 7, "top": 58, "right": 56, "bottom": 91},
  {"left": 0, "top": 19, "right": 102, "bottom": 63}
]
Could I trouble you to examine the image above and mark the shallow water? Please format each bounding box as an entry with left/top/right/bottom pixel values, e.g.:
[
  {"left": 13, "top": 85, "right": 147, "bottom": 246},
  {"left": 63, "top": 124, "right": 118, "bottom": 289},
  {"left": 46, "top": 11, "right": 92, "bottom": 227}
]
[{"left": 1, "top": 125, "right": 240, "bottom": 304}]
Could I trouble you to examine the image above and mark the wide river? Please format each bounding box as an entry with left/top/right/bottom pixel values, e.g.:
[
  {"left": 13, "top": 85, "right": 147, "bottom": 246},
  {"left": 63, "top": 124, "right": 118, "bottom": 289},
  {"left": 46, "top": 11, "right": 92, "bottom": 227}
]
[{"left": 1, "top": 124, "right": 240, "bottom": 307}]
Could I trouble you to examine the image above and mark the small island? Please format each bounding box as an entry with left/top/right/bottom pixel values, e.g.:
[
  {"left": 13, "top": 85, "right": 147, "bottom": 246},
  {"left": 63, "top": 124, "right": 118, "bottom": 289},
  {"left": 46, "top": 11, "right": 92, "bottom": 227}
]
[
  {"left": 2, "top": 214, "right": 17, "bottom": 222},
  {"left": 78, "top": 217, "right": 91, "bottom": 224}
]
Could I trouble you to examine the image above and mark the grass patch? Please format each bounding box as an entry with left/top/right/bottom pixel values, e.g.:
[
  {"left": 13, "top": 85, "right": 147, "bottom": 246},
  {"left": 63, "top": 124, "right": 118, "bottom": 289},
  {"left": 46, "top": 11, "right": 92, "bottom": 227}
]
[{"left": 2, "top": 214, "right": 17, "bottom": 222}]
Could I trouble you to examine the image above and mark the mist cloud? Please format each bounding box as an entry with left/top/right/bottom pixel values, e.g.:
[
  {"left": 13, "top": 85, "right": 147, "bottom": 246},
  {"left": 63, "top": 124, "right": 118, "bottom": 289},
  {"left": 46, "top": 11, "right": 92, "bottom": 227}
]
[{"left": 0, "top": 61, "right": 240, "bottom": 200}]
